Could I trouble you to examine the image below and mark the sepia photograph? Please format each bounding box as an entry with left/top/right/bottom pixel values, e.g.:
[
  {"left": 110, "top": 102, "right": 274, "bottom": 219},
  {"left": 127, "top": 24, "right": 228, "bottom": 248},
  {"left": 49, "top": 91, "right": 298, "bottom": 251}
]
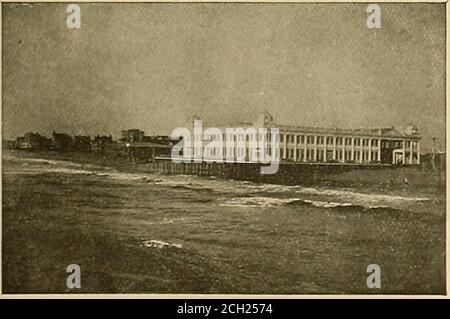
[{"left": 1, "top": 1, "right": 447, "bottom": 297}]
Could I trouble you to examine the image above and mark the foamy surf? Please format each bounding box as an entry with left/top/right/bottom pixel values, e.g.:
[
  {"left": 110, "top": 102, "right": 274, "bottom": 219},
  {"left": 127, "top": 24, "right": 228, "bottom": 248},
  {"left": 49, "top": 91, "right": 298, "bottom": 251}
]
[
  {"left": 218, "top": 195, "right": 413, "bottom": 212},
  {"left": 296, "top": 187, "right": 430, "bottom": 204},
  {"left": 3, "top": 166, "right": 96, "bottom": 176},
  {"left": 5, "top": 155, "right": 432, "bottom": 213},
  {"left": 220, "top": 196, "right": 301, "bottom": 208},
  {"left": 141, "top": 240, "right": 182, "bottom": 249},
  {"left": 302, "top": 199, "right": 355, "bottom": 208}
]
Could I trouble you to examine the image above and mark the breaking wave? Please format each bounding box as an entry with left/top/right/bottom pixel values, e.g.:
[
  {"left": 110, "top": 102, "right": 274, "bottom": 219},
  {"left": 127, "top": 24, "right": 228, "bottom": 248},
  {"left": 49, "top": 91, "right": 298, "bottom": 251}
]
[
  {"left": 295, "top": 187, "right": 430, "bottom": 206},
  {"left": 141, "top": 239, "right": 182, "bottom": 249},
  {"left": 219, "top": 196, "right": 301, "bottom": 208},
  {"left": 220, "top": 196, "right": 405, "bottom": 213},
  {"left": 5, "top": 155, "right": 432, "bottom": 213}
]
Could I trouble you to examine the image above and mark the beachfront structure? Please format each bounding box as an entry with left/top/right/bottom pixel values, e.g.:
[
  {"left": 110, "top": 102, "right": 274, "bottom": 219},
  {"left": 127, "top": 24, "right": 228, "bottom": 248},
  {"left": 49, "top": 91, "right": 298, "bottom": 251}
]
[
  {"left": 276, "top": 124, "right": 421, "bottom": 165},
  {"left": 121, "top": 129, "right": 145, "bottom": 143},
  {"left": 188, "top": 112, "right": 421, "bottom": 165},
  {"left": 15, "top": 132, "right": 51, "bottom": 150}
]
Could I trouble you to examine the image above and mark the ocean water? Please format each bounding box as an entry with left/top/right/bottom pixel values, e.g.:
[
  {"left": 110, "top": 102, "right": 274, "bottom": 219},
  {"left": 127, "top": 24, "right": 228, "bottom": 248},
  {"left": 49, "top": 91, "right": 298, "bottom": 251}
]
[{"left": 2, "top": 154, "right": 446, "bottom": 294}]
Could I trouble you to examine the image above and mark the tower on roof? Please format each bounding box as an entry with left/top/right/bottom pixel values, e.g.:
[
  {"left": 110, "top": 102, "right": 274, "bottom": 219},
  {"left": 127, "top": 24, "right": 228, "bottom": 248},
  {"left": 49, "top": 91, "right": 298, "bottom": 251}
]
[{"left": 253, "top": 111, "right": 274, "bottom": 127}]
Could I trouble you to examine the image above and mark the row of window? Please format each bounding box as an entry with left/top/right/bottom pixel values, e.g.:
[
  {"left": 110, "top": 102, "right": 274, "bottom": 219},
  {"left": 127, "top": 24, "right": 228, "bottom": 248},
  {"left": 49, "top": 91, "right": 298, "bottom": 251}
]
[
  {"left": 194, "top": 133, "right": 275, "bottom": 143},
  {"left": 194, "top": 134, "right": 418, "bottom": 151},
  {"left": 193, "top": 147, "right": 279, "bottom": 159},
  {"left": 382, "top": 140, "right": 418, "bottom": 149},
  {"left": 283, "top": 148, "right": 380, "bottom": 162},
  {"left": 280, "top": 135, "right": 380, "bottom": 147},
  {"left": 192, "top": 145, "right": 381, "bottom": 162}
]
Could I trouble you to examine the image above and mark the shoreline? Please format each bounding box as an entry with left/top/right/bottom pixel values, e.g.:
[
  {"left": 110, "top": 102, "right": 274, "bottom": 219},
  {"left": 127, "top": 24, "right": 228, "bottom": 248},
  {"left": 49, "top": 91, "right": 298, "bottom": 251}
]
[{"left": 3, "top": 149, "right": 445, "bottom": 197}]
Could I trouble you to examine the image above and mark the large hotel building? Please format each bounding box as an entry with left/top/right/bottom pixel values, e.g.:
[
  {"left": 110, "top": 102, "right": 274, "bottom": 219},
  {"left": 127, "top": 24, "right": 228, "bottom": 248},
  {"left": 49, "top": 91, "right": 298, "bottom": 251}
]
[{"left": 189, "top": 112, "right": 421, "bottom": 165}]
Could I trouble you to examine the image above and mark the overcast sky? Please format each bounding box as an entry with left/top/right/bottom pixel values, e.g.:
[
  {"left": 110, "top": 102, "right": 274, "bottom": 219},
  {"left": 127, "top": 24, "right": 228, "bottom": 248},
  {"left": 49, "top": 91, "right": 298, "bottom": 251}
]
[{"left": 2, "top": 3, "right": 445, "bottom": 151}]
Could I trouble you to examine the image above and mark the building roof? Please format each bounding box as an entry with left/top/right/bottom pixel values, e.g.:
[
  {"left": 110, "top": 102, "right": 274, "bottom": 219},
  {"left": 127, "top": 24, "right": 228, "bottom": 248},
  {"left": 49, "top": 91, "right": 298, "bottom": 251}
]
[
  {"left": 271, "top": 124, "right": 414, "bottom": 138},
  {"left": 191, "top": 112, "right": 421, "bottom": 139}
]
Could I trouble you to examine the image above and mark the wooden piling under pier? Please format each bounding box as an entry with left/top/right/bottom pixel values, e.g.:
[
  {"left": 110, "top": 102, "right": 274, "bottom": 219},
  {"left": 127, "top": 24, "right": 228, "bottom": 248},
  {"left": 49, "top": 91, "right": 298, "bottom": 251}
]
[{"left": 134, "top": 158, "right": 397, "bottom": 185}]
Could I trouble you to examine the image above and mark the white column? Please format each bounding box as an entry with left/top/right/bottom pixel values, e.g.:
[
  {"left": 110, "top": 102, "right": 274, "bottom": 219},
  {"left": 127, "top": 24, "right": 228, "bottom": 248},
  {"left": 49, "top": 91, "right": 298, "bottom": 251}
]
[
  {"left": 360, "top": 138, "right": 363, "bottom": 163},
  {"left": 417, "top": 141, "right": 420, "bottom": 164},
  {"left": 324, "top": 136, "right": 327, "bottom": 163},
  {"left": 368, "top": 138, "right": 372, "bottom": 163},
  {"left": 333, "top": 136, "right": 337, "bottom": 160},
  {"left": 351, "top": 137, "right": 355, "bottom": 161},
  {"left": 377, "top": 139, "right": 381, "bottom": 162},
  {"left": 304, "top": 136, "right": 307, "bottom": 162},
  {"left": 342, "top": 137, "right": 346, "bottom": 163},
  {"left": 294, "top": 135, "right": 298, "bottom": 162},
  {"left": 409, "top": 140, "right": 413, "bottom": 164},
  {"left": 313, "top": 135, "right": 317, "bottom": 162},
  {"left": 283, "top": 133, "right": 287, "bottom": 159}
]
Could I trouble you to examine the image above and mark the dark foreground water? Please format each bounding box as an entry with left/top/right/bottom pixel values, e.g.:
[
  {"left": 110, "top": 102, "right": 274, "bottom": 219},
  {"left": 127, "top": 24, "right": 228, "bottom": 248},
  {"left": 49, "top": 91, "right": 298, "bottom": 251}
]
[{"left": 2, "top": 154, "right": 446, "bottom": 294}]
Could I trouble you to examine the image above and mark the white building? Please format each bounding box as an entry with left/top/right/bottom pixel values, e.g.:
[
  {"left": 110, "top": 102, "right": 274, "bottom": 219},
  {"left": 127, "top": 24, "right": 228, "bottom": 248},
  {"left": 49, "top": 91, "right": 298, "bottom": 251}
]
[{"left": 187, "top": 112, "right": 421, "bottom": 165}]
